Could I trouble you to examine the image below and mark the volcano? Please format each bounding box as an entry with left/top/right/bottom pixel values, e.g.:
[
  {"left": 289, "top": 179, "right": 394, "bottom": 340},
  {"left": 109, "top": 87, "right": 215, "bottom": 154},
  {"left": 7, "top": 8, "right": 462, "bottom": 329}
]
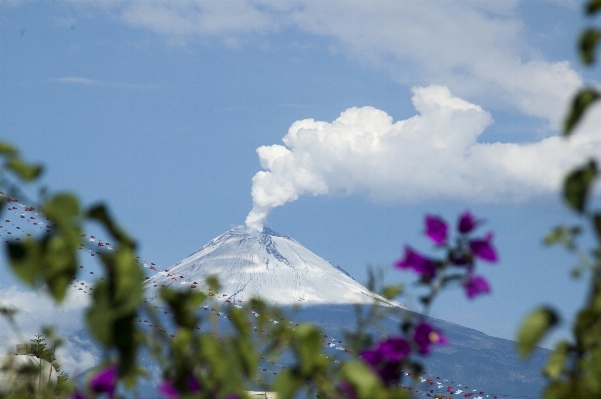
[
  {"left": 143, "top": 226, "right": 547, "bottom": 398},
  {"left": 144, "top": 225, "right": 402, "bottom": 307}
]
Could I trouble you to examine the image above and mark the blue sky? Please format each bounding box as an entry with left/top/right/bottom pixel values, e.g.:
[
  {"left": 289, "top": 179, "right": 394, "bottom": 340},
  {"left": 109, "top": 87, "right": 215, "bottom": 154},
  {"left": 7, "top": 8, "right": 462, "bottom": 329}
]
[{"left": 1, "top": 1, "right": 600, "bottom": 368}]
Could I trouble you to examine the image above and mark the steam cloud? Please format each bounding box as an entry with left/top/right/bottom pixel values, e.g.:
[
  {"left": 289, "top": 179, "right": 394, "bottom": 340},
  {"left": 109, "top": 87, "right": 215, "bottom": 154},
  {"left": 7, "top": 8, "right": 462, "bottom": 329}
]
[{"left": 245, "top": 85, "right": 601, "bottom": 232}]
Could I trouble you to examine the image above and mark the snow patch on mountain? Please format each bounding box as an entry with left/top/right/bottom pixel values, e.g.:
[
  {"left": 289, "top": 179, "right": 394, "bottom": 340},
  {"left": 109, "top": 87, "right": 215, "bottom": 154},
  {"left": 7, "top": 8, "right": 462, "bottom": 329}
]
[{"left": 144, "top": 226, "right": 404, "bottom": 307}]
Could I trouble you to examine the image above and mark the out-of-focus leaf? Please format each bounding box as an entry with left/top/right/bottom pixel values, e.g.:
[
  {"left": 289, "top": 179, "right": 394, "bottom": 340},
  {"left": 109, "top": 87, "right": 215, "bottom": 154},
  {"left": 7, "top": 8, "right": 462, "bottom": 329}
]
[
  {"left": 206, "top": 275, "right": 221, "bottom": 292},
  {"left": 273, "top": 369, "right": 303, "bottom": 399},
  {"left": 111, "top": 247, "right": 143, "bottom": 313},
  {"left": 544, "top": 340, "right": 570, "bottom": 380},
  {"left": 383, "top": 284, "right": 403, "bottom": 299},
  {"left": 296, "top": 325, "right": 327, "bottom": 377},
  {"left": 563, "top": 160, "right": 597, "bottom": 213},
  {"left": 159, "top": 287, "right": 204, "bottom": 330},
  {"left": 544, "top": 225, "right": 581, "bottom": 249},
  {"left": 341, "top": 360, "right": 384, "bottom": 399},
  {"left": 0, "top": 142, "right": 17, "bottom": 155},
  {"left": 517, "top": 307, "right": 559, "bottom": 358},
  {"left": 6, "top": 239, "right": 41, "bottom": 286},
  {"left": 5, "top": 157, "right": 43, "bottom": 181},
  {"left": 86, "top": 280, "right": 113, "bottom": 344},
  {"left": 580, "top": 29, "right": 601, "bottom": 65},
  {"left": 564, "top": 88, "right": 599, "bottom": 135},
  {"left": 43, "top": 193, "right": 80, "bottom": 229},
  {"left": 587, "top": 0, "right": 601, "bottom": 14},
  {"left": 87, "top": 204, "right": 135, "bottom": 248}
]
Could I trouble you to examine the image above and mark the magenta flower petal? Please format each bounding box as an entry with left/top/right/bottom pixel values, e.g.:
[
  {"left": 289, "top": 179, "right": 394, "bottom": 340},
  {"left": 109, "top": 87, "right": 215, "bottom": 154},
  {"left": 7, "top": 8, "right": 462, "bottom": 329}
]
[
  {"left": 187, "top": 375, "right": 201, "bottom": 392},
  {"left": 360, "top": 337, "right": 409, "bottom": 385},
  {"left": 158, "top": 381, "right": 180, "bottom": 399},
  {"left": 89, "top": 365, "right": 118, "bottom": 398},
  {"left": 414, "top": 322, "right": 446, "bottom": 355},
  {"left": 338, "top": 381, "right": 358, "bottom": 399},
  {"left": 463, "top": 275, "right": 491, "bottom": 298},
  {"left": 469, "top": 233, "right": 498, "bottom": 262},
  {"left": 458, "top": 211, "right": 479, "bottom": 234},
  {"left": 395, "top": 246, "right": 436, "bottom": 280},
  {"left": 379, "top": 337, "right": 411, "bottom": 362},
  {"left": 425, "top": 215, "right": 448, "bottom": 244},
  {"left": 158, "top": 375, "right": 201, "bottom": 399}
]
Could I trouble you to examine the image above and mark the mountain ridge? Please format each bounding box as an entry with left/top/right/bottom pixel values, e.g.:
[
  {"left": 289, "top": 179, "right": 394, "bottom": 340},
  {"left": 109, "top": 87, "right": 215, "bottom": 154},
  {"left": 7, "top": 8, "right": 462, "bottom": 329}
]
[{"left": 144, "top": 225, "right": 403, "bottom": 308}]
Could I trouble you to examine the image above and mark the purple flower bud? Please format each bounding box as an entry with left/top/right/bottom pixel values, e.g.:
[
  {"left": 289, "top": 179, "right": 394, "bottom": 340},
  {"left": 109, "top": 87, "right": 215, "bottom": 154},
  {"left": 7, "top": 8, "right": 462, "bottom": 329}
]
[
  {"left": 360, "top": 337, "right": 410, "bottom": 385},
  {"left": 449, "top": 252, "right": 469, "bottom": 266},
  {"left": 458, "top": 211, "right": 479, "bottom": 233},
  {"left": 158, "top": 381, "right": 179, "bottom": 399},
  {"left": 338, "top": 381, "right": 358, "bottom": 399},
  {"left": 463, "top": 275, "right": 491, "bottom": 298},
  {"left": 158, "top": 375, "right": 201, "bottom": 399},
  {"left": 89, "top": 365, "right": 118, "bottom": 398},
  {"left": 425, "top": 215, "right": 448, "bottom": 245},
  {"left": 378, "top": 337, "right": 411, "bottom": 362},
  {"left": 395, "top": 246, "right": 436, "bottom": 280},
  {"left": 469, "top": 233, "right": 498, "bottom": 262},
  {"left": 413, "top": 322, "right": 447, "bottom": 355}
]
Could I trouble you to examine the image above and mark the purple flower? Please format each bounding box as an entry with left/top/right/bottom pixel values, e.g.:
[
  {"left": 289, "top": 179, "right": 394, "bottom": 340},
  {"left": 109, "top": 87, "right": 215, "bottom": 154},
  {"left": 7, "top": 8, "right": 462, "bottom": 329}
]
[
  {"left": 89, "top": 365, "right": 118, "bottom": 398},
  {"left": 71, "top": 391, "right": 88, "bottom": 399},
  {"left": 469, "top": 233, "right": 498, "bottom": 262},
  {"left": 338, "top": 381, "right": 358, "bottom": 399},
  {"left": 449, "top": 252, "right": 469, "bottom": 266},
  {"left": 425, "top": 215, "right": 448, "bottom": 245},
  {"left": 158, "top": 375, "right": 201, "bottom": 399},
  {"left": 413, "top": 322, "right": 447, "bottom": 355},
  {"left": 378, "top": 337, "right": 411, "bottom": 362},
  {"left": 463, "top": 275, "right": 491, "bottom": 298},
  {"left": 360, "top": 337, "right": 410, "bottom": 385},
  {"left": 395, "top": 247, "right": 436, "bottom": 280},
  {"left": 158, "top": 381, "right": 179, "bottom": 399},
  {"left": 458, "top": 211, "right": 479, "bottom": 234}
]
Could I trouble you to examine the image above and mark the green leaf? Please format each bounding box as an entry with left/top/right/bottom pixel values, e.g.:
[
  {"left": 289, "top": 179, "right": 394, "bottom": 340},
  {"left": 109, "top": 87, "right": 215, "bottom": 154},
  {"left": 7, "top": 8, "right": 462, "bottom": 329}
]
[
  {"left": 273, "top": 369, "right": 303, "bottom": 399},
  {"left": 580, "top": 29, "right": 601, "bottom": 65},
  {"left": 295, "top": 325, "right": 327, "bottom": 377},
  {"left": 586, "top": 0, "right": 601, "bottom": 15},
  {"left": 563, "top": 160, "right": 597, "bottom": 213},
  {"left": 564, "top": 88, "right": 599, "bottom": 135},
  {"left": 544, "top": 225, "right": 581, "bottom": 249},
  {"left": 6, "top": 239, "right": 41, "bottom": 286},
  {"left": 517, "top": 307, "right": 559, "bottom": 358},
  {"left": 43, "top": 193, "right": 80, "bottom": 226},
  {"left": 87, "top": 204, "right": 135, "bottom": 248},
  {"left": 383, "top": 284, "right": 403, "bottom": 299},
  {"left": 340, "top": 360, "right": 384, "bottom": 399},
  {"left": 159, "top": 287, "right": 204, "bottom": 330},
  {"left": 544, "top": 340, "right": 570, "bottom": 380},
  {"left": 6, "top": 156, "right": 43, "bottom": 181},
  {"left": 86, "top": 280, "right": 114, "bottom": 344},
  {"left": 0, "top": 142, "right": 17, "bottom": 156}
]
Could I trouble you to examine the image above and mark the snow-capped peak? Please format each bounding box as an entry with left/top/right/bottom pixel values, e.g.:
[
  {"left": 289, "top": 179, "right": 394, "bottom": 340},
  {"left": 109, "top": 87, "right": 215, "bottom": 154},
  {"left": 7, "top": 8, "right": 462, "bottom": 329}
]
[{"left": 144, "top": 226, "right": 403, "bottom": 307}]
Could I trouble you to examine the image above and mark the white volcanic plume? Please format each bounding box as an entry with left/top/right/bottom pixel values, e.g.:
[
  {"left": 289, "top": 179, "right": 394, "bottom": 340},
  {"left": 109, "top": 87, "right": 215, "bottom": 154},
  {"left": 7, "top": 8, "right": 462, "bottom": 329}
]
[{"left": 245, "top": 85, "right": 601, "bottom": 232}]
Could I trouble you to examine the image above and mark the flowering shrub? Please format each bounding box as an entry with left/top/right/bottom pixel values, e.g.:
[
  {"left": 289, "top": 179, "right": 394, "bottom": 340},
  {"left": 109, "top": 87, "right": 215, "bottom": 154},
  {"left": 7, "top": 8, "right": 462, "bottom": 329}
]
[{"left": 345, "top": 211, "right": 495, "bottom": 396}]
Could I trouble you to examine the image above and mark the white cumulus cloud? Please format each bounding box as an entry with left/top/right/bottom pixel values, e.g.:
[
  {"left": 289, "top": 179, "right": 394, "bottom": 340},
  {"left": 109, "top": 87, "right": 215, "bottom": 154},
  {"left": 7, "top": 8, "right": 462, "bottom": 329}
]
[
  {"left": 93, "top": 1, "right": 584, "bottom": 128},
  {"left": 0, "top": 285, "right": 98, "bottom": 376},
  {"left": 245, "top": 85, "right": 600, "bottom": 231}
]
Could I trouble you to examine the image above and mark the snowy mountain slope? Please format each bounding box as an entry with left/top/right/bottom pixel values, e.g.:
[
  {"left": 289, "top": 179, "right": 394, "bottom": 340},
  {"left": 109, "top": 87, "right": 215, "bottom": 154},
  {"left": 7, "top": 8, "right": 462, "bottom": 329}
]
[
  {"left": 144, "top": 226, "right": 402, "bottom": 307},
  {"left": 139, "top": 226, "right": 547, "bottom": 398}
]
